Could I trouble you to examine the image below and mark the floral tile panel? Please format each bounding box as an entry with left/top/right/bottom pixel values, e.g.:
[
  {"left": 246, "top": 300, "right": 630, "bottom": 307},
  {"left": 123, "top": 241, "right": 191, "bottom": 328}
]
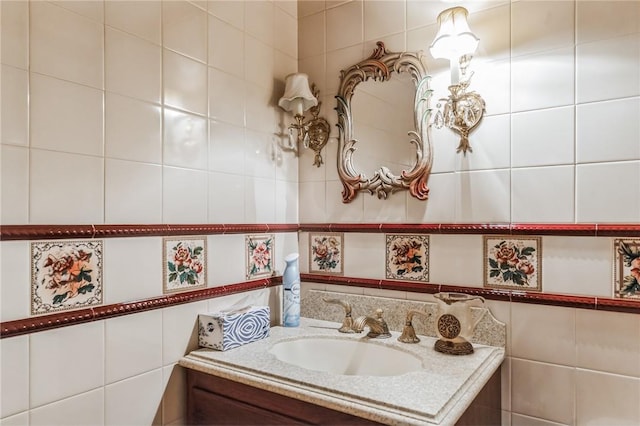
[
  {"left": 309, "top": 232, "right": 343, "bottom": 275},
  {"left": 163, "top": 237, "right": 207, "bottom": 293},
  {"left": 484, "top": 236, "right": 541, "bottom": 292},
  {"left": 31, "top": 240, "right": 103, "bottom": 315},
  {"left": 614, "top": 238, "right": 640, "bottom": 299},
  {"left": 246, "top": 234, "right": 274, "bottom": 279},
  {"left": 385, "top": 234, "right": 429, "bottom": 282}
]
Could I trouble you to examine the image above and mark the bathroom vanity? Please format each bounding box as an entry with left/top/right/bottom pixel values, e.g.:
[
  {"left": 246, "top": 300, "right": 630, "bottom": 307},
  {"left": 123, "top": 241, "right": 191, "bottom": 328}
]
[{"left": 179, "top": 318, "right": 504, "bottom": 425}]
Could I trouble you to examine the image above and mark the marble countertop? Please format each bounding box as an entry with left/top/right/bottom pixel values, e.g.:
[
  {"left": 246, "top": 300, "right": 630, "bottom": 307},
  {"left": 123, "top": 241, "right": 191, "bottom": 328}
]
[{"left": 179, "top": 317, "right": 505, "bottom": 426}]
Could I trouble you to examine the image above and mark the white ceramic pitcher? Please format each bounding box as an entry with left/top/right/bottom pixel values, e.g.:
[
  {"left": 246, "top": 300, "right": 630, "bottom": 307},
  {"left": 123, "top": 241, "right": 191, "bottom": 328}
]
[{"left": 433, "top": 292, "right": 485, "bottom": 355}]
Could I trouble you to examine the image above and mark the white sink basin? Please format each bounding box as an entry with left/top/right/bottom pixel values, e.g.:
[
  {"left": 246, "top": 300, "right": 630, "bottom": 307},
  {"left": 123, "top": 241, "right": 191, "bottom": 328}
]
[{"left": 269, "top": 336, "right": 423, "bottom": 376}]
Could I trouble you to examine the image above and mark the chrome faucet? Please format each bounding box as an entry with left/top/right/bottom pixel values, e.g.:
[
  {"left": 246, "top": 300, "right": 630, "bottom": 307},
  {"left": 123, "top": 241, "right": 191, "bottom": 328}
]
[
  {"left": 398, "top": 309, "right": 431, "bottom": 343},
  {"left": 353, "top": 308, "right": 391, "bottom": 339},
  {"left": 322, "top": 298, "right": 356, "bottom": 333}
]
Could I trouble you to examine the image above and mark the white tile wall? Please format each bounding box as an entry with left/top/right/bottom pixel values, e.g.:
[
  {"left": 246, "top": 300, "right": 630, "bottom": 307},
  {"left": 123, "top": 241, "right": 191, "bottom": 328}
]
[
  {"left": 511, "top": 304, "right": 576, "bottom": 366},
  {"left": 30, "top": 74, "right": 104, "bottom": 156},
  {"left": 105, "top": 310, "right": 163, "bottom": 384},
  {"left": 162, "top": 0, "right": 208, "bottom": 62},
  {"left": 161, "top": 364, "right": 187, "bottom": 426},
  {"left": 511, "top": 0, "right": 574, "bottom": 58},
  {"left": 0, "top": 146, "right": 29, "bottom": 225},
  {"left": 542, "top": 236, "right": 612, "bottom": 297},
  {"left": 429, "top": 234, "right": 484, "bottom": 287},
  {"left": 575, "top": 369, "right": 640, "bottom": 425},
  {"left": 511, "top": 359, "right": 575, "bottom": 425},
  {"left": 105, "top": 369, "right": 164, "bottom": 426},
  {"left": 105, "top": 93, "right": 162, "bottom": 163},
  {"left": 208, "top": 16, "right": 244, "bottom": 74},
  {"left": 208, "top": 171, "right": 247, "bottom": 223},
  {"left": 30, "top": 321, "right": 105, "bottom": 407},
  {"left": 103, "top": 237, "right": 162, "bottom": 304},
  {"left": 162, "top": 166, "right": 208, "bottom": 223},
  {"left": 105, "top": 0, "right": 162, "bottom": 44},
  {"left": 511, "top": 166, "right": 575, "bottom": 223},
  {"left": 29, "top": 150, "right": 104, "bottom": 224},
  {"left": 576, "top": 161, "right": 640, "bottom": 223},
  {"left": 511, "top": 106, "right": 575, "bottom": 168},
  {"left": 162, "top": 301, "right": 208, "bottom": 365},
  {"left": 163, "top": 108, "right": 208, "bottom": 169},
  {"left": 163, "top": 50, "right": 208, "bottom": 115},
  {"left": 1, "top": 65, "right": 28, "bottom": 146},
  {"left": 105, "top": 27, "right": 162, "bottom": 104},
  {"left": 0, "top": 336, "right": 29, "bottom": 418},
  {"left": 511, "top": 47, "right": 575, "bottom": 113},
  {"left": 576, "top": 34, "right": 640, "bottom": 104},
  {"left": 104, "top": 159, "right": 164, "bottom": 223},
  {"left": 30, "top": 388, "right": 104, "bottom": 426},
  {"left": 575, "top": 309, "right": 640, "bottom": 377},
  {"left": 0, "top": 0, "right": 29, "bottom": 69},
  {"left": 576, "top": 97, "right": 640, "bottom": 163},
  {"left": 30, "top": 1, "right": 103, "bottom": 89}
]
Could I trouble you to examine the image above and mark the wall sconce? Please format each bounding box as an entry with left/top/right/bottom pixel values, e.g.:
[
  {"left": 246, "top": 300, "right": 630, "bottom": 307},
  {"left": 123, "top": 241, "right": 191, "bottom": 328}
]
[
  {"left": 278, "top": 73, "right": 331, "bottom": 167},
  {"left": 430, "top": 6, "right": 485, "bottom": 155}
]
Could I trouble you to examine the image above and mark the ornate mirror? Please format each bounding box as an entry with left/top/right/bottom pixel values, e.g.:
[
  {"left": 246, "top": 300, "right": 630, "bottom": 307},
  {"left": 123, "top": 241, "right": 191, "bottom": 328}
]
[{"left": 336, "top": 41, "right": 434, "bottom": 203}]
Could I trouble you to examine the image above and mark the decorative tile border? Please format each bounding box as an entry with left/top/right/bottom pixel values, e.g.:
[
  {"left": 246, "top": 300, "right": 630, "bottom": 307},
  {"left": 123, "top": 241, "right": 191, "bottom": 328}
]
[
  {"left": 2, "top": 277, "right": 279, "bottom": 339},
  {"left": 3, "top": 274, "right": 640, "bottom": 340},
  {"left": 0, "top": 224, "right": 299, "bottom": 240},
  {"left": 385, "top": 234, "right": 429, "bottom": 282},
  {"left": 246, "top": 234, "right": 275, "bottom": 279},
  {"left": 163, "top": 236, "right": 207, "bottom": 294},
  {"left": 308, "top": 232, "right": 344, "bottom": 275},
  {"left": 4, "top": 223, "right": 640, "bottom": 241},
  {"left": 613, "top": 238, "right": 640, "bottom": 299},
  {"left": 483, "top": 236, "right": 541, "bottom": 292},
  {"left": 31, "top": 240, "right": 103, "bottom": 315}
]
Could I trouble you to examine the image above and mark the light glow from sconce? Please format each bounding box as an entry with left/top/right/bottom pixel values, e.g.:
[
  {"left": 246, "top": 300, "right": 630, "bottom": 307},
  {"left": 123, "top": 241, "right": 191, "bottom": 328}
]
[
  {"left": 278, "top": 73, "right": 317, "bottom": 116},
  {"left": 278, "top": 73, "right": 331, "bottom": 167},
  {"left": 430, "top": 7, "right": 479, "bottom": 61}
]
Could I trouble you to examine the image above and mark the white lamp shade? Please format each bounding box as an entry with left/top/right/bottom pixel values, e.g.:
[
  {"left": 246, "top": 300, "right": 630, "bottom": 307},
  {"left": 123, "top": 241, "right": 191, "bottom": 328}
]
[
  {"left": 429, "top": 7, "right": 479, "bottom": 60},
  {"left": 278, "top": 73, "right": 318, "bottom": 115}
]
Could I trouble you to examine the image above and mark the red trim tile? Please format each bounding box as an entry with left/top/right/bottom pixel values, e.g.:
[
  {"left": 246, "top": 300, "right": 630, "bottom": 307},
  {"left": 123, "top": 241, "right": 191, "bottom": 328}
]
[
  {"left": 0, "top": 225, "right": 95, "bottom": 241},
  {"left": 379, "top": 224, "right": 440, "bottom": 234},
  {"left": 511, "top": 223, "right": 597, "bottom": 236},
  {"left": 1, "top": 278, "right": 280, "bottom": 339},
  {"left": 439, "top": 223, "right": 511, "bottom": 234},
  {"left": 596, "top": 224, "right": 640, "bottom": 237}
]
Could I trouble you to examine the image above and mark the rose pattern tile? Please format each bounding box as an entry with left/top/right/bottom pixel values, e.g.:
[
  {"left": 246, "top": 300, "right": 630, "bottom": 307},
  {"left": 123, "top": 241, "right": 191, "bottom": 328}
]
[
  {"left": 31, "top": 240, "right": 103, "bottom": 315},
  {"left": 484, "top": 236, "right": 542, "bottom": 291},
  {"left": 163, "top": 237, "right": 207, "bottom": 293},
  {"left": 385, "top": 234, "right": 429, "bottom": 282},
  {"left": 614, "top": 238, "right": 640, "bottom": 299},
  {"left": 309, "top": 232, "right": 343, "bottom": 275},
  {"left": 246, "top": 234, "right": 274, "bottom": 279}
]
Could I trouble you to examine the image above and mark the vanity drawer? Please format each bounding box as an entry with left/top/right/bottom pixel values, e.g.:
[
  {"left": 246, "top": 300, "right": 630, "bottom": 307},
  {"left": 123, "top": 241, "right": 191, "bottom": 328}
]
[{"left": 186, "top": 369, "right": 383, "bottom": 425}]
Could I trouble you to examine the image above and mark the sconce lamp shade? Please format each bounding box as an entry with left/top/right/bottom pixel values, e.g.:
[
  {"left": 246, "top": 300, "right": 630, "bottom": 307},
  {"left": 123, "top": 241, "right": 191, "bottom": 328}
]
[
  {"left": 278, "top": 73, "right": 318, "bottom": 116},
  {"left": 430, "top": 7, "right": 479, "bottom": 60}
]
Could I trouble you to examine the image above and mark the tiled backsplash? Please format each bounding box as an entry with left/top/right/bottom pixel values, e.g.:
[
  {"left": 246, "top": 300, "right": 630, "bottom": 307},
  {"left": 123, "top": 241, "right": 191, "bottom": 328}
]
[{"left": 301, "top": 289, "right": 507, "bottom": 348}]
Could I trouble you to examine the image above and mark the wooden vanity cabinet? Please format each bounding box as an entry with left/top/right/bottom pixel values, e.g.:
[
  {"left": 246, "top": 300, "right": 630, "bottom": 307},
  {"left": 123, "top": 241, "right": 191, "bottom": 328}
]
[
  {"left": 186, "top": 368, "right": 501, "bottom": 426},
  {"left": 186, "top": 369, "right": 383, "bottom": 425}
]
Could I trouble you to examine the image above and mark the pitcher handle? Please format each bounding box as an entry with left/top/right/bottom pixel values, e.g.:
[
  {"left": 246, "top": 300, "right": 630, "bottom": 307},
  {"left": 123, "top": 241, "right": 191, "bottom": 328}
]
[{"left": 471, "top": 296, "right": 486, "bottom": 329}]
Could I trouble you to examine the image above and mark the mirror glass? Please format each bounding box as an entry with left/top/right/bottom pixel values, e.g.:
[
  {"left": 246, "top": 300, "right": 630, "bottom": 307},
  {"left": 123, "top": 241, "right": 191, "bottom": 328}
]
[
  {"left": 351, "top": 72, "right": 416, "bottom": 177},
  {"left": 336, "top": 42, "right": 434, "bottom": 203}
]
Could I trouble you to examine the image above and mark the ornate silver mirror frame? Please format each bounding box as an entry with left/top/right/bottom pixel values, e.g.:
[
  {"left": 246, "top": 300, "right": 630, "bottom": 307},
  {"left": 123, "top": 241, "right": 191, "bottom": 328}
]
[{"left": 336, "top": 41, "right": 434, "bottom": 203}]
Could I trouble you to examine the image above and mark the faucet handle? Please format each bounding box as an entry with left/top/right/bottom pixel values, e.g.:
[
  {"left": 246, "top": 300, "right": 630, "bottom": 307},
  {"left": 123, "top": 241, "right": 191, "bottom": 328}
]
[
  {"left": 398, "top": 309, "right": 431, "bottom": 344},
  {"left": 373, "top": 308, "right": 391, "bottom": 338},
  {"left": 322, "top": 298, "right": 356, "bottom": 333}
]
